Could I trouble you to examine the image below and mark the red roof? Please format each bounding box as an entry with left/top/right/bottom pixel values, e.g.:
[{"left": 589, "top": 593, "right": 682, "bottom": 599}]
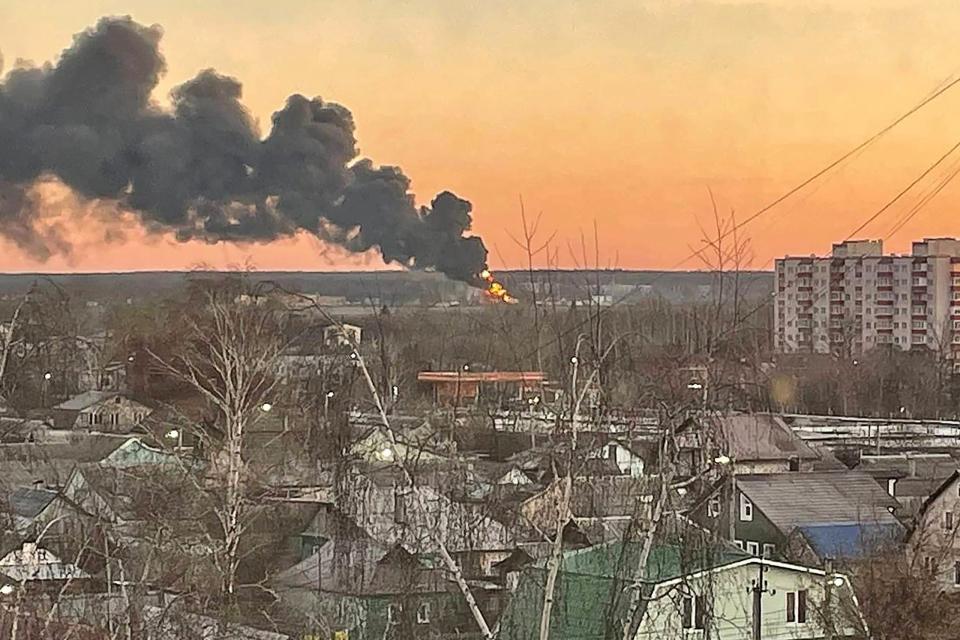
[{"left": 417, "top": 371, "right": 545, "bottom": 384}]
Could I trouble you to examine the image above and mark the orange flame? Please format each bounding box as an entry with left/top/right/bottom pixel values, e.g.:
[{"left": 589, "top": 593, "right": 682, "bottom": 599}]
[{"left": 480, "top": 269, "right": 518, "bottom": 304}]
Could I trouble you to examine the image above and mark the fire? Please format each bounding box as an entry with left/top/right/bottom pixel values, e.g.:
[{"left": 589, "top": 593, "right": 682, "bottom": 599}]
[{"left": 480, "top": 269, "right": 518, "bottom": 304}]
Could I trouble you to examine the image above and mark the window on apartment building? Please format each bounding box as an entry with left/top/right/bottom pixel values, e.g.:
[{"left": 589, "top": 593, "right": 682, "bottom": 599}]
[
  {"left": 734, "top": 540, "right": 745, "bottom": 550},
  {"left": 946, "top": 512, "right": 954, "bottom": 531},
  {"left": 707, "top": 496, "right": 721, "bottom": 518},
  {"left": 924, "top": 556, "right": 936, "bottom": 574},
  {"left": 762, "top": 543, "right": 776, "bottom": 558},
  {"left": 681, "top": 595, "right": 706, "bottom": 630},
  {"left": 739, "top": 495, "right": 753, "bottom": 521},
  {"left": 746, "top": 541, "right": 760, "bottom": 556},
  {"left": 786, "top": 590, "right": 808, "bottom": 624},
  {"left": 417, "top": 602, "right": 431, "bottom": 624}
]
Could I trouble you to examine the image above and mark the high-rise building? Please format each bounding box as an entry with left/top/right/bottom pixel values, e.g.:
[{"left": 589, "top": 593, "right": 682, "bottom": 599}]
[{"left": 774, "top": 238, "right": 960, "bottom": 359}]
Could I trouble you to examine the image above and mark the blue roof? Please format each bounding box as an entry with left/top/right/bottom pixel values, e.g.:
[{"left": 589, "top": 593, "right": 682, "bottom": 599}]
[{"left": 798, "top": 523, "right": 902, "bottom": 559}]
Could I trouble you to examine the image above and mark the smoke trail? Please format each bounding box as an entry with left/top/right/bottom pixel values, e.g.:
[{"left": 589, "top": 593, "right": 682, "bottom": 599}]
[{"left": 0, "top": 17, "right": 488, "bottom": 283}]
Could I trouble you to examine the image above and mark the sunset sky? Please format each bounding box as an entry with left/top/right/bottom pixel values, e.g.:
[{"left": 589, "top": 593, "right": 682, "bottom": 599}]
[{"left": 2, "top": 0, "right": 960, "bottom": 273}]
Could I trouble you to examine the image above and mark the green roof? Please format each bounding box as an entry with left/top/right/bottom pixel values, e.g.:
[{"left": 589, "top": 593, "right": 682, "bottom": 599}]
[{"left": 498, "top": 542, "right": 749, "bottom": 640}]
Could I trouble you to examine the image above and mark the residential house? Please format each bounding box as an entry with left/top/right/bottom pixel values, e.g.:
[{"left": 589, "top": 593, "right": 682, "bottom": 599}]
[
  {"left": 909, "top": 470, "right": 960, "bottom": 591},
  {"left": 272, "top": 533, "right": 488, "bottom": 640},
  {"left": 52, "top": 391, "right": 151, "bottom": 432},
  {"left": 497, "top": 541, "right": 863, "bottom": 639},
  {"left": 682, "top": 413, "right": 823, "bottom": 476},
  {"left": 584, "top": 437, "right": 647, "bottom": 477},
  {"left": 520, "top": 476, "right": 654, "bottom": 544},
  {"left": 856, "top": 452, "right": 958, "bottom": 517},
  {"left": 0, "top": 541, "right": 92, "bottom": 594},
  {"left": 337, "top": 466, "right": 513, "bottom": 556},
  {"left": 690, "top": 471, "right": 903, "bottom": 565}
]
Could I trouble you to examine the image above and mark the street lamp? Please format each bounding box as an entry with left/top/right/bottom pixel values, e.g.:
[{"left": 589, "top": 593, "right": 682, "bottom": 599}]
[
  {"left": 324, "top": 391, "right": 335, "bottom": 420},
  {"left": 165, "top": 428, "right": 183, "bottom": 450}
]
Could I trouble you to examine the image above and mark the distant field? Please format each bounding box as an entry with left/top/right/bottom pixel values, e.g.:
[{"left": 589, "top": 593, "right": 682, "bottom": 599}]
[{"left": 0, "top": 269, "right": 773, "bottom": 305}]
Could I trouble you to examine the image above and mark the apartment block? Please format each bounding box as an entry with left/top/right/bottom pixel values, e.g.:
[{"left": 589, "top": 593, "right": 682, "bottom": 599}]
[{"left": 774, "top": 238, "right": 960, "bottom": 359}]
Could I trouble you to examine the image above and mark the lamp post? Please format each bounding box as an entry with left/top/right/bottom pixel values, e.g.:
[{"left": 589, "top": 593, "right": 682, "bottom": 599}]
[
  {"left": 749, "top": 557, "right": 776, "bottom": 640},
  {"left": 324, "top": 390, "right": 335, "bottom": 421}
]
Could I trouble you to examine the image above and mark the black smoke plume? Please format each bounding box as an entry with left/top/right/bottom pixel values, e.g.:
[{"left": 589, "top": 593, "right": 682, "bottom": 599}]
[{"left": 0, "top": 17, "right": 488, "bottom": 283}]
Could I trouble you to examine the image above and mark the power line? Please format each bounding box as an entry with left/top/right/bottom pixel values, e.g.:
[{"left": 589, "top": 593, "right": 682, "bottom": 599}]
[
  {"left": 846, "top": 137, "right": 960, "bottom": 239},
  {"left": 515, "top": 71, "right": 960, "bottom": 362}
]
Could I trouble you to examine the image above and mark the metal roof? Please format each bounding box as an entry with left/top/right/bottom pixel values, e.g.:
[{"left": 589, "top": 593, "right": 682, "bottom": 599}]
[
  {"left": 798, "top": 523, "right": 903, "bottom": 559},
  {"left": 719, "top": 414, "right": 820, "bottom": 462},
  {"left": 736, "top": 471, "right": 903, "bottom": 532},
  {"left": 54, "top": 391, "right": 120, "bottom": 411},
  {"left": 417, "top": 371, "right": 545, "bottom": 383},
  {"left": 9, "top": 487, "right": 58, "bottom": 518}
]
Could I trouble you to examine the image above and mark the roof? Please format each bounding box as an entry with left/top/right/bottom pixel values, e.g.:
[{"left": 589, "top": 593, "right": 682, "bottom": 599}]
[
  {"left": 857, "top": 453, "right": 958, "bottom": 480},
  {"left": 9, "top": 487, "right": 59, "bottom": 518},
  {"left": 797, "top": 523, "right": 903, "bottom": 560},
  {"left": 497, "top": 541, "right": 750, "bottom": 640},
  {"left": 918, "top": 471, "right": 960, "bottom": 517},
  {"left": 142, "top": 605, "right": 290, "bottom": 640},
  {"left": 894, "top": 477, "right": 947, "bottom": 499},
  {"left": 54, "top": 391, "right": 121, "bottom": 411},
  {"left": 736, "top": 471, "right": 903, "bottom": 531},
  {"left": 719, "top": 414, "right": 820, "bottom": 462},
  {"left": 417, "top": 371, "right": 545, "bottom": 384}
]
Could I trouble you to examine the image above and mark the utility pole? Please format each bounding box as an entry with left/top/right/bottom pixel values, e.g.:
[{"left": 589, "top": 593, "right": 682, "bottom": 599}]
[{"left": 750, "top": 557, "right": 775, "bottom": 640}]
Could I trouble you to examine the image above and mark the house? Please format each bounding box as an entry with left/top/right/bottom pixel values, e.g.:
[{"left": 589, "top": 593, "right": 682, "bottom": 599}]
[
  {"left": 689, "top": 413, "right": 823, "bottom": 475},
  {"left": 323, "top": 323, "right": 361, "bottom": 347},
  {"left": 520, "top": 476, "right": 654, "bottom": 543},
  {"left": 52, "top": 391, "right": 151, "bottom": 432},
  {"left": 497, "top": 541, "right": 864, "bottom": 639},
  {"left": 908, "top": 470, "right": 960, "bottom": 591},
  {"left": 691, "top": 471, "right": 903, "bottom": 565},
  {"left": 272, "top": 535, "right": 487, "bottom": 640},
  {"left": 336, "top": 466, "right": 513, "bottom": 555},
  {"left": 0, "top": 541, "right": 92, "bottom": 593},
  {"left": 417, "top": 371, "right": 546, "bottom": 406},
  {"left": 856, "top": 452, "right": 958, "bottom": 516},
  {"left": 584, "top": 438, "right": 646, "bottom": 477}
]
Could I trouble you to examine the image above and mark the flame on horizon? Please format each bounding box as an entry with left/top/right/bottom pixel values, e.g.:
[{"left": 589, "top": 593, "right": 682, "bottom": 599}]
[{"left": 480, "top": 269, "right": 518, "bottom": 304}]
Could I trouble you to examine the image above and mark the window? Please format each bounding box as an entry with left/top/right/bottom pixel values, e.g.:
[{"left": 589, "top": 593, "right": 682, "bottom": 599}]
[
  {"left": 681, "top": 595, "right": 706, "bottom": 630},
  {"left": 387, "top": 604, "right": 400, "bottom": 625},
  {"left": 739, "top": 494, "right": 753, "bottom": 521},
  {"left": 607, "top": 444, "right": 617, "bottom": 459},
  {"left": 923, "top": 556, "right": 936, "bottom": 573},
  {"left": 946, "top": 512, "right": 954, "bottom": 531},
  {"left": 393, "top": 486, "right": 408, "bottom": 524},
  {"left": 762, "top": 543, "right": 776, "bottom": 558},
  {"left": 746, "top": 541, "right": 760, "bottom": 556},
  {"left": 417, "top": 602, "right": 431, "bottom": 624},
  {"left": 786, "top": 590, "right": 807, "bottom": 624},
  {"left": 707, "top": 495, "right": 721, "bottom": 518},
  {"left": 955, "top": 562, "right": 960, "bottom": 587},
  {"left": 734, "top": 540, "right": 744, "bottom": 550}
]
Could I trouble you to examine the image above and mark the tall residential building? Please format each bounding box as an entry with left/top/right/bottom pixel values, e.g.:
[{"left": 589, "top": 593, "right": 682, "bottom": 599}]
[{"left": 774, "top": 238, "right": 960, "bottom": 359}]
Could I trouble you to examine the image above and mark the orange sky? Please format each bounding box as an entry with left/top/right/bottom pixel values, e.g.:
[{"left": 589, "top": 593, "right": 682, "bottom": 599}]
[{"left": 2, "top": 0, "right": 960, "bottom": 273}]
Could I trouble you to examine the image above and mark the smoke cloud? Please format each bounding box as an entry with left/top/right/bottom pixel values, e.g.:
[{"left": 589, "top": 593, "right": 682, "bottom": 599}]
[{"left": 0, "top": 17, "right": 488, "bottom": 283}]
